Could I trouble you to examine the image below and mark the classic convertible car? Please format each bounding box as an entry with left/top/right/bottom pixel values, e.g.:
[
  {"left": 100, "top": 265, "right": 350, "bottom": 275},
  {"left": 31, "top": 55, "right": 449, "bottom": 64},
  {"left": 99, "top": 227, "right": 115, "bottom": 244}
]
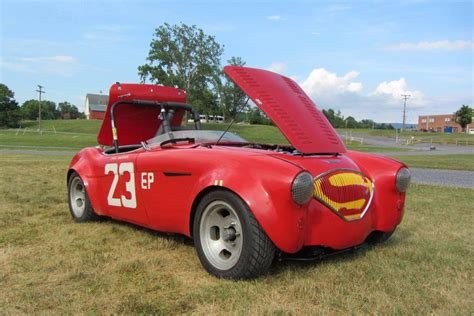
[{"left": 67, "top": 66, "right": 411, "bottom": 279}]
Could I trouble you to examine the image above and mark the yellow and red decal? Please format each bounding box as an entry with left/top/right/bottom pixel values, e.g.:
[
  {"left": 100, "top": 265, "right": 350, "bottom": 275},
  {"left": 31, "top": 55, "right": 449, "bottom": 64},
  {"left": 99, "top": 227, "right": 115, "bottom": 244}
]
[{"left": 313, "top": 169, "right": 374, "bottom": 221}]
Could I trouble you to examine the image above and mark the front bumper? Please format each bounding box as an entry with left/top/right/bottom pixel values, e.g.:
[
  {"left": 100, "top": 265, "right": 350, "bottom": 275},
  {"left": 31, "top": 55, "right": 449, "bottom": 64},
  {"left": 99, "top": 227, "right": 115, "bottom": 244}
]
[{"left": 302, "top": 192, "right": 405, "bottom": 250}]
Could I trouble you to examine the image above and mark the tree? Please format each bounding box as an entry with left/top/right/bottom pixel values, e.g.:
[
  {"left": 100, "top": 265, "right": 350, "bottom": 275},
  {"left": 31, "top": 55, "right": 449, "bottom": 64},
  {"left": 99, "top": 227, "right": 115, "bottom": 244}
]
[
  {"left": 0, "top": 83, "right": 22, "bottom": 128},
  {"left": 454, "top": 105, "right": 472, "bottom": 132},
  {"left": 58, "top": 101, "right": 82, "bottom": 119},
  {"left": 138, "top": 23, "right": 224, "bottom": 113},
  {"left": 215, "top": 56, "right": 248, "bottom": 120},
  {"left": 21, "top": 99, "right": 59, "bottom": 120},
  {"left": 322, "top": 108, "right": 345, "bottom": 128},
  {"left": 248, "top": 107, "right": 272, "bottom": 125},
  {"left": 359, "top": 119, "right": 375, "bottom": 129},
  {"left": 344, "top": 116, "right": 359, "bottom": 128}
]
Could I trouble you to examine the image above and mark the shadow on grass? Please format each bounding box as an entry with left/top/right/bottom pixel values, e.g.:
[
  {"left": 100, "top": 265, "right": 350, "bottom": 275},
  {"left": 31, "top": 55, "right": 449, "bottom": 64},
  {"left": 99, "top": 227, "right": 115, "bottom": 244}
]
[
  {"left": 90, "top": 214, "right": 407, "bottom": 278},
  {"left": 96, "top": 216, "right": 195, "bottom": 247}
]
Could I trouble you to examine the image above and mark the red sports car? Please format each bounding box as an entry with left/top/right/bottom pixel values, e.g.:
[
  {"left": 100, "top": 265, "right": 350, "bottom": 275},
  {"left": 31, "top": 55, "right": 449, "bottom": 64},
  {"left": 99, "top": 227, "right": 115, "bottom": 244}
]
[{"left": 67, "top": 66, "right": 411, "bottom": 279}]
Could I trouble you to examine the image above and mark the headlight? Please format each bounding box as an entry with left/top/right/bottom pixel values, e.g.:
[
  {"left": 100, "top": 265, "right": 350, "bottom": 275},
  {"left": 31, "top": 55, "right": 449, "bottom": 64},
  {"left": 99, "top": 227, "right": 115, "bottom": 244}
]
[
  {"left": 396, "top": 167, "right": 411, "bottom": 193},
  {"left": 291, "top": 171, "right": 314, "bottom": 205}
]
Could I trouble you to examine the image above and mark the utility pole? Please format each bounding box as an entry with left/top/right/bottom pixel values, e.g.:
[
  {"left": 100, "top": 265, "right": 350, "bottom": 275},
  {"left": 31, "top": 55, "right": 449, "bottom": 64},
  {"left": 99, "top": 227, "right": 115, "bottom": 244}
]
[
  {"left": 36, "top": 85, "right": 45, "bottom": 131},
  {"left": 401, "top": 94, "right": 410, "bottom": 131}
]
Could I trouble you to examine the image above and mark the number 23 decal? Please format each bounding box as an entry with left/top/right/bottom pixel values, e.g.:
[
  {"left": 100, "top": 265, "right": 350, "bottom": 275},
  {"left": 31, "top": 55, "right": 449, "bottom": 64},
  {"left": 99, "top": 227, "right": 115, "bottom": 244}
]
[{"left": 105, "top": 162, "right": 137, "bottom": 208}]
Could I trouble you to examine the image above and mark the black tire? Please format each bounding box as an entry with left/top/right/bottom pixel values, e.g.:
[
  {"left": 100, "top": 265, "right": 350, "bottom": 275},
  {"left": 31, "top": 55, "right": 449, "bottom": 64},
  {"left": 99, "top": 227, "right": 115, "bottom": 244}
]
[
  {"left": 366, "top": 229, "right": 395, "bottom": 245},
  {"left": 193, "top": 190, "right": 275, "bottom": 279},
  {"left": 67, "top": 172, "right": 99, "bottom": 222}
]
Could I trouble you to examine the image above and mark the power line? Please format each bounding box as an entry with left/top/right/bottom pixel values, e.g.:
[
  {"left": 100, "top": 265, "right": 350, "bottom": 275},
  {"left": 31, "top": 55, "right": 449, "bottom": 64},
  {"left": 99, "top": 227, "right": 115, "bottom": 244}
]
[
  {"left": 401, "top": 94, "right": 411, "bottom": 131},
  {"left": 36, "top": 85, "right": 45, "bottom": 131}
]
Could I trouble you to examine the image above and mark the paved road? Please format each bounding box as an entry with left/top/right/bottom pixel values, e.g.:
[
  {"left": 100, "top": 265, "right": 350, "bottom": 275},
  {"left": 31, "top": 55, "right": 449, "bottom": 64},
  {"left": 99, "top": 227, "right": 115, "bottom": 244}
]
[
  {"left": 347, "top": 133, "right": 474, "bottom": 156},
  {"left": 410, "top": 168, "right": 474, "bottom": 189},
  {"left": 1, "top": 148, "right": 473, "bottom": 189}
]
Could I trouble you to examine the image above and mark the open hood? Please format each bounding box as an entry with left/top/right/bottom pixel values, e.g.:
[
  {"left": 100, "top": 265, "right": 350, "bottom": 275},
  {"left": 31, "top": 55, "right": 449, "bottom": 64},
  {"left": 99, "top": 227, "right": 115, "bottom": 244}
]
[
  {"left": 224, "top": 66, "right": 346, "bottom": 154},
  {"left": 97, "top": 83, "right": 187, "bottom": 146}
]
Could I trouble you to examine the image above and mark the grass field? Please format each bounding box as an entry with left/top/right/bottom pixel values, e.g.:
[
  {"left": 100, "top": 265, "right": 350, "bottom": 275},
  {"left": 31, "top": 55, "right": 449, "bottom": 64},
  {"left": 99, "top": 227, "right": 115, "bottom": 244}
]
[
  {"left": 338, "top": 128, "right": 474, "bottom": 145},
  {"left": 390, "top": 154, "right": 474, "bottom": 171},
  {"left": 2, "top": 120, "right": 410, "bottom": 153},
  {"left": 0, "top": 154, "right": 472, "bottom": 314}
]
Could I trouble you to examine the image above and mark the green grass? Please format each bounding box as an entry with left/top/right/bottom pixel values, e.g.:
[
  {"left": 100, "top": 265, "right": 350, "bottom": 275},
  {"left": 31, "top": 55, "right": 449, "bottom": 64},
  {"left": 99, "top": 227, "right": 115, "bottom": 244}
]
[
  {"left": 4, "top": 120, "right": 410, "bottom": 153},
  {"left": 390, "top": 154, "right": 474, "bottom": 171},
  {"left": 21, "top": 119, "right": 102, "bottom": 134},
  {"left": 338, "top": 128, "right": 474, "bottom": 145},
  {"left": 0, "top": 130, "right": 96, "bottom": 149},
  {"left": 0, "top": 154, "right": 472, "bottom": 313}
]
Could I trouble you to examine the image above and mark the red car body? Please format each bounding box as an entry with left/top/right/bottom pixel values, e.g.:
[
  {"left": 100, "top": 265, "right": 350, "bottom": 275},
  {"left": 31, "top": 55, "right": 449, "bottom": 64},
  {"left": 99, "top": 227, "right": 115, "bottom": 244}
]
[{"left": 68, "top": 66, "right": 408, "bottom": 255}]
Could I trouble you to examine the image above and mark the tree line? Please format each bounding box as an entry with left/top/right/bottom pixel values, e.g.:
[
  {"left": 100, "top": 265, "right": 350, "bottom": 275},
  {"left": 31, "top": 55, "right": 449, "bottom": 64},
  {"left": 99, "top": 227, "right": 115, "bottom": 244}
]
[
  {"left": 0, "top": 83, "right": 84, "bottom": 128},
  {"left": 322, "top": 108, "right": 394, "bottom": 129}
]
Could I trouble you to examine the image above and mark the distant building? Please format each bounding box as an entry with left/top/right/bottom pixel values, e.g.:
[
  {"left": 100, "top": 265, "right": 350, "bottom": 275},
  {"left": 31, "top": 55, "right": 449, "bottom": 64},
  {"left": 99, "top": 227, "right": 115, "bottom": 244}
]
[
  {"left": 85, "top": 94, "right": 109, "bottom": 120},
  {"left": 417, "top": 114, "right": 470, "bottom": 133}
]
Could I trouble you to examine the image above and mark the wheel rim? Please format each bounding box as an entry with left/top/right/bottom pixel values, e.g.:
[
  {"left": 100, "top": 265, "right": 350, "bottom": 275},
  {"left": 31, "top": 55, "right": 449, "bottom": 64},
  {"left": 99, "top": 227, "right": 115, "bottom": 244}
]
[
  {"left": 70, "top": 177, "right": 86, "bottom": 218},
  {"left": 199, "top": 200, "right": 243, "bottom": 270}
]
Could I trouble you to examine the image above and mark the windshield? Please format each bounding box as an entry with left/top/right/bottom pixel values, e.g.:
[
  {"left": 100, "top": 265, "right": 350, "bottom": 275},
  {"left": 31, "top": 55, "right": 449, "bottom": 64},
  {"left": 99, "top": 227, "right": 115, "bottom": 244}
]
[{"left": 147, "top": 130, "right": 248, "bottom": 146}]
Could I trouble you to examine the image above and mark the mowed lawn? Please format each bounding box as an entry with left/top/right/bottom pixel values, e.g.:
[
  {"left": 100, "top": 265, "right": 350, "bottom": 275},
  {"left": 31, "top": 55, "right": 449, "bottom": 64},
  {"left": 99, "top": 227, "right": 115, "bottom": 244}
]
[
  {"left": 390, "top": 154, "right": 474, "bottom": 171},
  {"left": 337, "top": 128, "right": 474, "bottom": 145},
  {"left": 0, "top": 154, "right": 472, "bottom": 314},
  {"left": 2, "top": 120, "right": 409, "bottom": 153}
]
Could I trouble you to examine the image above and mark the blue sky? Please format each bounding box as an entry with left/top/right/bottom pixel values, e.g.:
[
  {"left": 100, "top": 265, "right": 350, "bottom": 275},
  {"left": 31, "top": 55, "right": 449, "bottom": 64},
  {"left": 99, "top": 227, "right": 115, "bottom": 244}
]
[{"left": 1, "top": 0, "right": 472, "bottom": 123}]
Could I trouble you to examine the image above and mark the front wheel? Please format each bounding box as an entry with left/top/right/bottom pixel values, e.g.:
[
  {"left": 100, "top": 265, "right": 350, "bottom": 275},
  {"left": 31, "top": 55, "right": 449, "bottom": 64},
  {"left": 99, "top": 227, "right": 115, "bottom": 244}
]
[
  {"left": 67, "top": 172, "right": 99, "bottom": 222},
  {"left": 193, "top": 190, "right": 275, "bottom": 279}
]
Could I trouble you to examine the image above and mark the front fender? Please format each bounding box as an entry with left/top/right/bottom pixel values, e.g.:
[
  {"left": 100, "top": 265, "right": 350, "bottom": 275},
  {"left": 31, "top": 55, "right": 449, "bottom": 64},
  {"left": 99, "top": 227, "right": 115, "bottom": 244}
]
[
  {"left": 345, "top": 150, "right": 407, "bottom": 232},
  {"left": 189, "top": 155, "right": 308, "bottom": 253}
]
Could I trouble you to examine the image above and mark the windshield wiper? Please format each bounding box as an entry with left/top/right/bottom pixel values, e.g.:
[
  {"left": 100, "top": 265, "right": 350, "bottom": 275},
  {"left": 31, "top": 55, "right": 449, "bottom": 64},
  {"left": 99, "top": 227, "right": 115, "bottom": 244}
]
[{"left": 141, "top": 141, "right": 150, "bottom": 151}]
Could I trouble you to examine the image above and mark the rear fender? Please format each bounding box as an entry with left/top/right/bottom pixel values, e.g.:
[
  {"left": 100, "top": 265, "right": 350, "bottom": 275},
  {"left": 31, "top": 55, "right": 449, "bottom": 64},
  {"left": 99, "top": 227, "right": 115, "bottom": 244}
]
[{"left": 68, "top": 148, "right": 108, "bottom": 215}]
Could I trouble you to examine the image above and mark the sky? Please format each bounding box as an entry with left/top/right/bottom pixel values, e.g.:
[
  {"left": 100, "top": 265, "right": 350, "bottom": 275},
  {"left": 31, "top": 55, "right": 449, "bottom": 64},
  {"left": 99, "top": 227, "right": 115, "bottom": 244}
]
[{"left": 1, "top": 0, "right": 472, "bottom": 123}]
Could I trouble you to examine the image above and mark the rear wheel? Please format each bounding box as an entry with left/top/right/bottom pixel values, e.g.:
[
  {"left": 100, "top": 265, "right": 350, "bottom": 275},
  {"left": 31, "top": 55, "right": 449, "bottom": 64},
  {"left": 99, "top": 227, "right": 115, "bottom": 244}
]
[
  {"left": 193, "top": 190, "right": 275, "bottom": 279},
  {"left": 68, "top": 172, "right": 99, "bottom": 222}
]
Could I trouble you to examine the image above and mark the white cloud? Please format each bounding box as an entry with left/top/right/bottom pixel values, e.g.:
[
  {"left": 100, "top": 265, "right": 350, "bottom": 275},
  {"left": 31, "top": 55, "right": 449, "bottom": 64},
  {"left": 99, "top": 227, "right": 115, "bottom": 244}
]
[
  {"left": 1, "top": 55, "right": 78, "bottom": 76},
  {"left": 386, "top": 40, "right": 473, "bottom": 51},
  {"left": 19, "top": 55, "right": 76, "bottom": 63},
  {"left": 0, "top": 59, "right": 35, "bottom": 73},
  {"left": 300, "top": 68, "right": 363, "bottom": 97},
  {"left": 266, "top": 15, "right": 285, "bottom": 21},
  {"left": 267, "top": 62, "right": 287, "bottom": 74},
  {"left": 370, "top": 78, "right": 425, "bottom": 107},
  {"left": 297, "top": 68, "right": 432, "bottom": 123}
]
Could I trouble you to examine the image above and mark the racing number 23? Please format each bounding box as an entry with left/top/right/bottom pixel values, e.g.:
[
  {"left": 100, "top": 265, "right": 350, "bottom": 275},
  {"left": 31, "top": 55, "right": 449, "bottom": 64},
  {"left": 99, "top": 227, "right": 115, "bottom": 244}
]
[{"left": 105, "top": 162, "right": 137, "bottom": 209}]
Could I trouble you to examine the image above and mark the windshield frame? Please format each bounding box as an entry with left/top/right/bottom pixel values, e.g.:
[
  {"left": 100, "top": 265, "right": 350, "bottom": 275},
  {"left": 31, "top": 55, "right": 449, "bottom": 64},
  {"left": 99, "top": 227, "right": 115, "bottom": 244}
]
[{"left": 147, "top": 129, "right": 248, "bottom": 147}]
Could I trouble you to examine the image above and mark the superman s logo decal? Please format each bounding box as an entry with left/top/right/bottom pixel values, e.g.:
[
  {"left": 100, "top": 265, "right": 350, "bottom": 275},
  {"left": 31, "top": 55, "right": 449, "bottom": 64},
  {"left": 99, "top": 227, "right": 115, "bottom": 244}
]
[{"left": 313, "top": 169, "right": 374, "bottom": 221}]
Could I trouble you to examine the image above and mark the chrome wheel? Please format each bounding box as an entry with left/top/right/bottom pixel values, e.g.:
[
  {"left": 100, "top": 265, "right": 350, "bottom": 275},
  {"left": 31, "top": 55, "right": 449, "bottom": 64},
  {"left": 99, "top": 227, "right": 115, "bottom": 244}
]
[
  {"left": 69, "top": 177, "right": 86, "bottom": 218},
  {"left": 199, "top": 200, "right": 243, "bottom": 270}
]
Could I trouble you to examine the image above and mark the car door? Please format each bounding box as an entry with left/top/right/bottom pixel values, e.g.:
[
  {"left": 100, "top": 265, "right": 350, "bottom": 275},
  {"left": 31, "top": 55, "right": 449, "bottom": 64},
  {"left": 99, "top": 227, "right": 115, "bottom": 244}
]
[
  {"left": 136, "top": 147, "right": 197, "bottom": 234},
  {"left": 100, "top": 150, "right": 149, "bottom": 226}
]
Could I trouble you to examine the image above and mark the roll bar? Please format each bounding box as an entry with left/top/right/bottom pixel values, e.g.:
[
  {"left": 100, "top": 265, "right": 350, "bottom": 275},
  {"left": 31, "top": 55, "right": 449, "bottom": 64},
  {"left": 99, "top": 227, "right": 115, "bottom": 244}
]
[{"left": 110, "top": 99, "right": 202, "bottom": 153}]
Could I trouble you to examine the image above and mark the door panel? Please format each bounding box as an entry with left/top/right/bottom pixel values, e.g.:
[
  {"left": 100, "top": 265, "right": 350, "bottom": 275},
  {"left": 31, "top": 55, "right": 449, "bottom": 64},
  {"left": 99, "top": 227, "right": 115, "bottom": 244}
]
[{"left": 99, "top": 153, "right": 148, "bottom": 225}]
